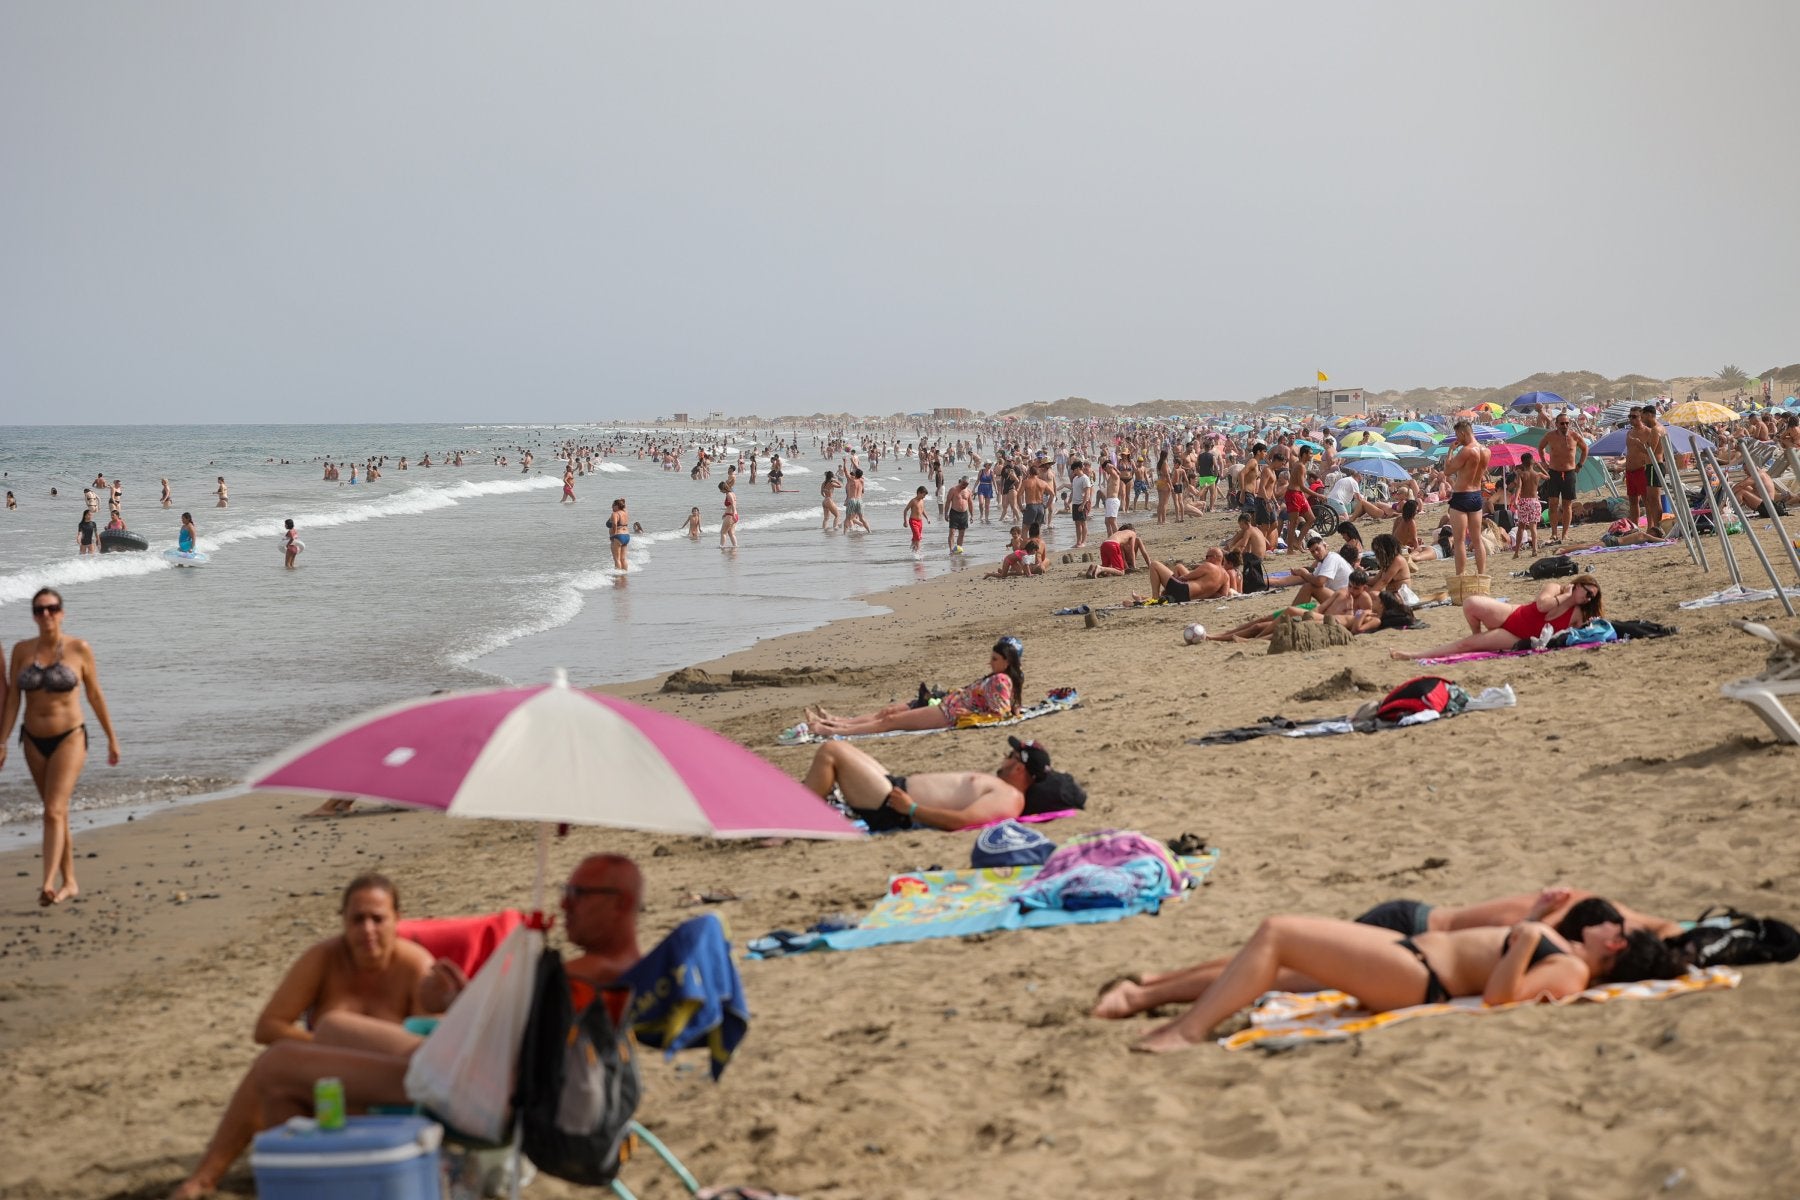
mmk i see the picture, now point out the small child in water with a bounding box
[685,507,702,539]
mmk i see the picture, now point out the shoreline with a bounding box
[5,511,1799,1199]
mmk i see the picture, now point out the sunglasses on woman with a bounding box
[32,604,62,617]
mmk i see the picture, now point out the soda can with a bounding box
[314,1076,346,1132]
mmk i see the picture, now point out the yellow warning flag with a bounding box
[1317,371,1329,383]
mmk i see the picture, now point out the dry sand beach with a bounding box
[3,511,1798,1200]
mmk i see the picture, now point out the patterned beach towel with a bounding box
[777,690,1078,745]
[1219,967,1740,1051]
[745,847,1220,958]
[1679,585,1800,610]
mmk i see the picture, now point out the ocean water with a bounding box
[0,424,1010,828]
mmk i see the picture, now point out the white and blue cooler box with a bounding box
[251,1114,443,1200]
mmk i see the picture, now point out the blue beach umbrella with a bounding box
[1512,391,1567,410]
[1588,424,1716,457]
[1337,443,1398,460]
[1389,421,1436,436]
[1470,425,1510,443]
[1388,430,1441,446]
[1344,457,1411,481]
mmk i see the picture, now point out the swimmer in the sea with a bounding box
[160,478,171,507]
[684,507,703,539]
[215,476,229,507]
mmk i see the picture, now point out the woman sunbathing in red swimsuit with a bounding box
[1390,577,1602,661]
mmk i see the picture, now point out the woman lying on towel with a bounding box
[1095,887,1683,1021]
[1127,896,1682,1052]
[1389,576,1602,661]
[804,638,1023,735]
[1197,574,1412,642]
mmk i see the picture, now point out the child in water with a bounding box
[178,512,196,553]
[685,507,702,539]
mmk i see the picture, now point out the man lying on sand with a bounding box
[170,855,643,1199]
[801,736,1085,831]
[1094,886,1682,1021]
[1131,548,1236,603]
[1121,895,1681,1053]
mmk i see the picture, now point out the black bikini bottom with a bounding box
[21,723,87,760]
[1396,936,1451,1005]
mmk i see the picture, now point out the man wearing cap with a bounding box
[798,736,1086,832]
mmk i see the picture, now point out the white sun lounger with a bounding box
[1722,620,1800,746]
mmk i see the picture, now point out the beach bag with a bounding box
[1612,619,1677,640]
[515,949,642,1185]
[404,923,543,1143]
[1528,555,1579,579]
[1373,676,1460,723]
[971,820,1055,868]
[1665,908,1800,969]
[1560,618,1619,647]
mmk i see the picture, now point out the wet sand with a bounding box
[2,512,1798,1199]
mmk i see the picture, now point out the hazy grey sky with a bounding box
[3,2,1796,423]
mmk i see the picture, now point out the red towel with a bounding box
[397,909,525,977]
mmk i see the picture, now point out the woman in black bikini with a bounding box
[0,589,121,906]
[1130,897,1678,1052]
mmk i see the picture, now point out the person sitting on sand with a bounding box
[250,873,443,1046]
[1287,535,1353,606]
[801,735,1085,831]
[169,856,643,1200]
[1095,888,1683,1021]
[1126,896,1681,1052]
[986,528,1045,579]
[1083,523,1149,577]
[1135,549,1236,603]
[1390,577,1602,661]
[1225,510,1270,593]
[804,638,1024,736]
[1197,571,1397,642]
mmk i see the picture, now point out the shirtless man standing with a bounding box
[844,467,872,532]
[944,476,973,553]
[1540,412,1587,544]
[1623,407,1665,531]
[1019,461,1054,539]
[1443,419,1491,577]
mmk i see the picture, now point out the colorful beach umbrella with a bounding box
[1470,425,1511,443]
[1336,443,1398,460]
[1389,421,1436,436]
[1340,430,1387,446]
[246,671,860,839]
[1343,457,1410,481]
[1664,401,1741,426]
[1484,443,1538,469]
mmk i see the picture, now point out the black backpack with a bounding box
[514,950,641,1186]
[1665,908,1800,969]
[1528,555,1579,579]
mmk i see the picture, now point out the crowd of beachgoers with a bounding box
[7,395,1800,1198]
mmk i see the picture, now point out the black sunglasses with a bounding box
[563,883,630,902]
[33,604,63,617]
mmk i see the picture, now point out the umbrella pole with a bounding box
[1660,438,1705,570]
[1696,449,1747,591]
[532,822,550,917]
[1737,438,1800,590]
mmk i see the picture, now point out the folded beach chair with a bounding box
[1721,619,1800,747]
[393,912,751,1200]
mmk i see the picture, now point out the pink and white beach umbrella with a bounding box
[246,670,860,840]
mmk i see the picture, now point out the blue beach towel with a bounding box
[617,913,747,1081]
[745,848,1220,958]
